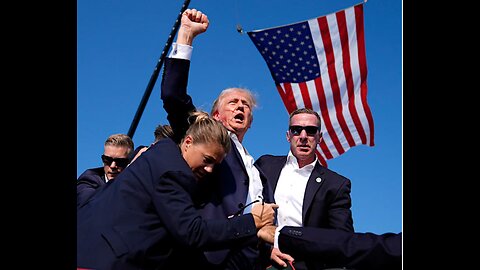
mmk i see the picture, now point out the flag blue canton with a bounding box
[248,21,320,84]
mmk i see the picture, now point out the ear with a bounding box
[286,130,291,142]
[212,110,221,121]
[248,114,254,128]
[316,133,323,145]
[183,135,194,150]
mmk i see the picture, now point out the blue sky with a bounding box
[77,0,401,234]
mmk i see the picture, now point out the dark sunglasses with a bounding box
[289,125,319,136]
[101,155,130,167]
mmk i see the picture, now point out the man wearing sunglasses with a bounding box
[254,108,354,270]
[77,133,134,207]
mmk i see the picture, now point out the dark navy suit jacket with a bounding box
[255,155,354,269]
[254,155,353,230]
[76,167,106,207]
[77,139,258,270]
[161,58,273,269]
[279,226,402,270]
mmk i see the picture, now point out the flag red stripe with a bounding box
[316,16,356,148]
[247,3,375,166]
[299,82,313,109]
[319,140,333,160]
[315,149,327,167]
[355,5,375,146]
[314,77,344,155]
[276,84,297,114]
[360,81,374,145]
[336,9,368,145]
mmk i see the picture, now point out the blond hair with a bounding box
[182,111,231,153]
[153,124,174,142]
[104,134,134,155]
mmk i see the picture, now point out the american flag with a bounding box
[247,3,374,166]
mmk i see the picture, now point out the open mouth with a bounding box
[297,145,310,152]
[233,113,245,123]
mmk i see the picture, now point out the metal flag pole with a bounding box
[127,0,191,138]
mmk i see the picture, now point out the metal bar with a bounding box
[127,0,191,138]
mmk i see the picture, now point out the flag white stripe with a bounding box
[305,79,340,157]
[328,11,363,146]
[308,18,344,157]
[290,83,305,109]
[344,7,369,146]
[347,6,372,146]
[247,3,374,166]
[309,18,350,153]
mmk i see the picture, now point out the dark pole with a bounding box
[127,0,191,138]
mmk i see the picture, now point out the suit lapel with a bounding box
[223,142,249,212]
[100,174,107,185]
[271,157,287,192]
[256,156,287,203]
[228,140,248,176]
[302,162,326,223]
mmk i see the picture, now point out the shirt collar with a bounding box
[229,131,250,155]
[286,150,318,170]
[229,131,238,141]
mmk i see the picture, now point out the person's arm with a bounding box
[161,9,209,143]
[167,8,208,60]
[328,177,354,232]
[77,171,103,207]
[153,171,277,250]
[279,226,402,270]
[257,226,295,268]
[176,9,209,47]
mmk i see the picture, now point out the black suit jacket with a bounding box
[255,155,353,230]
[279,226,402,270]
[76,167,106,207]
[76,139,258,270]
[161,57,273,269]
[255,154,353,270]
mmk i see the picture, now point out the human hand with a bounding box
[177,8,209,45]
[251,202,278,228]
[257,225,276,244]
[270,247,295,268]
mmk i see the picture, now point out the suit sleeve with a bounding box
[161,57,196,144]
[77,175,103,208]
[153,170,258,250]
[279,226,402,270]
[328,178,354,232]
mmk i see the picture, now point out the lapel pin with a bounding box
[316,177,322,183]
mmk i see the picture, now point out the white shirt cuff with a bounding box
[274,226,281,249]
[169,42,193,60]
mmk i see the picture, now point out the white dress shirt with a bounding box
[274,151,317,248]
[230,132,264,214]
[169,42,192,60]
